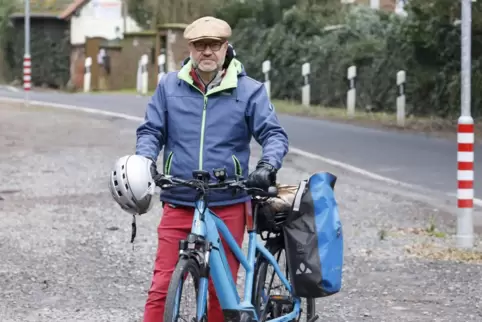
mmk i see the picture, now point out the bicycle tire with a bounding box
[252,239,316,321]
[163,256,207,322]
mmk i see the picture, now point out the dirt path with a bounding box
[1,102,481,322]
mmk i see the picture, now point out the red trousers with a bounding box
[143,202,246,322]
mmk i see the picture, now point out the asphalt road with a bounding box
[1,87,479,199]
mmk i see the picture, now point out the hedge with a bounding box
[216,0,482,119]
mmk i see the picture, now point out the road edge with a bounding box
[1,96,479,211]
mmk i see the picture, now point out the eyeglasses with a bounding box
[192,41,224,52]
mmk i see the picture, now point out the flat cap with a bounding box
[183,16,232,42]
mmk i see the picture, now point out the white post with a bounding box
[396,70,406,127]
[457,0,474,249]
[370,0,380,9]
[141,54,148,95]
[158,54,166,83]
[346,65,356,117]
[395,0,408,16]
[136,57,142,95]
[83,57,92,93]
[262,60,271,99]
[301,62,310,106]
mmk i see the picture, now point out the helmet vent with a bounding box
[122,173,126,179]
[122,165,125,170]
[125,184,129,190]
[117,190,122,196]
[114,180,118,186]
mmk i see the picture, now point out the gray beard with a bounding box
[190,54,225,73]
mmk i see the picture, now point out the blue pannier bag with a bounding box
[283,172,344,298]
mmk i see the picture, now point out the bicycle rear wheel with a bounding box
[164,257,207,322]
[252,238,316,321]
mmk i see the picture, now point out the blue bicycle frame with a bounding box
[189,198,301,322]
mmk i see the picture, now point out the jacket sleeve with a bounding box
[135,80,167,161]
[246,84,289,170]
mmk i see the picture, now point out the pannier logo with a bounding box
[295,261,312,275]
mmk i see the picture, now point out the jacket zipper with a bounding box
[199,96,207,170]
[164,151,174,174]
[232,155,242,177]
[191,84,231,171]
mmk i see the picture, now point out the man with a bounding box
[135,16,289,321]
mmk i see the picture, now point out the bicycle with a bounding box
[154,168,320,322]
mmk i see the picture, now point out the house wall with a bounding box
[70,0,142,45]
[165,28,190,72]
[70,28,191,91]
[70,45,85,89]
[70,34,157,91]
[115,34,157,90]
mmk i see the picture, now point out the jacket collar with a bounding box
[177,58,243,95]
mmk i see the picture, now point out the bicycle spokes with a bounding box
[171,271,198,321]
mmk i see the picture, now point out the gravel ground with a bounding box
[1,102,482,322]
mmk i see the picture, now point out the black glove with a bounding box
[246,161,277,191]
[147,157,159,178]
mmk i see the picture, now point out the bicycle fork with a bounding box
[179,233,211,322]
[179,233,258,322]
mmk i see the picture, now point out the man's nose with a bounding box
[203,46,213,55]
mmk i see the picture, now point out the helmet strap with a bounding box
[130,214,137,247]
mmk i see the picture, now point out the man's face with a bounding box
[189,39,228,72]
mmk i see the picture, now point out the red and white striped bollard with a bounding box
[457,115,474,248]
[23,54,31,92]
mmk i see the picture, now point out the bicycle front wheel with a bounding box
[163,257,207,322]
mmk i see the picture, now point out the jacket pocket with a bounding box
[231,155,243,177]
[164,151,174,175]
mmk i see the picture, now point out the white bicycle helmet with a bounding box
[109,154,156,215]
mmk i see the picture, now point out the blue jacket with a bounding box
[135,58,289,206]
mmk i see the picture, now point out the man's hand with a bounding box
[246,161,277,190]
[147,157,159,178]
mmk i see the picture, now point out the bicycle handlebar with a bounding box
[153,174,278,198]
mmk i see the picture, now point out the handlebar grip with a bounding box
[153,174,172,186]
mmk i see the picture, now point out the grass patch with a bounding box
[271,99,472,139]
[425,215,447,238]
[405,243,482,264]
[380,217,448,241]
[390,227,447,239]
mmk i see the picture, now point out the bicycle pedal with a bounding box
[307,315,319,322]
[269,294,292,305]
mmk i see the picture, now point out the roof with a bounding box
[11,0,88,20]
[60,0,88,19]
[10,0,189,29]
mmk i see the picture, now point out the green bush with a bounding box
[216,0,482,119]
[0,0,16,81]
[6,18,70,88]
